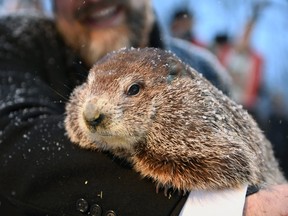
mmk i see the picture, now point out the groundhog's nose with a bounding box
[83,102,105,129]
[84,113,105,128]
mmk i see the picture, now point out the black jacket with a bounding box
[0,14,228,216]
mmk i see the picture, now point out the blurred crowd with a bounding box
[0,0,287,175]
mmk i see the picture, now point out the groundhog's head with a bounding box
[65,47,196,154]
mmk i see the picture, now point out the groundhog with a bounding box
[65,47,286,193]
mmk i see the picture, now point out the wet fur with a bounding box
[65,48,286,192]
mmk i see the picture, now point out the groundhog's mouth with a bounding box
[90,132,134,151]
[92,130,113,137]
[92,130,125,139]
[96,133,113,137]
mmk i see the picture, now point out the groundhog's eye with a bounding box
[126,83,141,96]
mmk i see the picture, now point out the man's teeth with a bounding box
[91,6,117,19]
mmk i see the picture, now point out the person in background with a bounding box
[209,2,288,179]
[210,2,265,112]
[169,8,205,48]
[0,0,287,215]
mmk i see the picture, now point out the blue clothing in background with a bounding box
[153,0,288,115]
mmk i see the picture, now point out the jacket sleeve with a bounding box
[0,15,186,216]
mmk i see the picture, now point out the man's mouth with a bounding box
[77,4,125,28]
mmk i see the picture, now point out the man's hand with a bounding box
[244,184,288,216]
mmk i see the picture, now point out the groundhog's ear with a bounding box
[166,57,193,83]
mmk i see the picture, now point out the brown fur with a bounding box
[65,47,286,192]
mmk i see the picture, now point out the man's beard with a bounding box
[56,2,154,67]
[79,26,131,66]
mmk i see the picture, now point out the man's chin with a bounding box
[80,26,131,66]
[56,17,132,65]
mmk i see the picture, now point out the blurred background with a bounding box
[0,0,287,176]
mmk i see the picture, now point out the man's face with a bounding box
[54,0,154,66]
